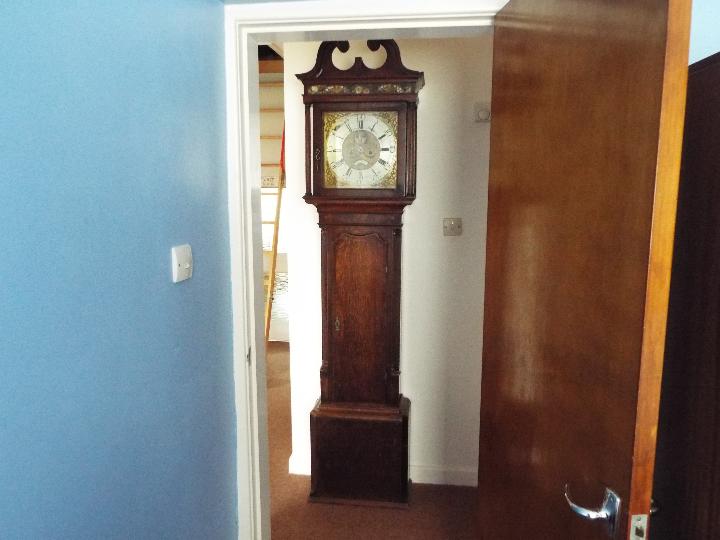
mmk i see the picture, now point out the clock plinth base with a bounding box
[309,397,410,505]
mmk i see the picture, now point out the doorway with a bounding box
[260,36,491,538]
[224,3,506,538]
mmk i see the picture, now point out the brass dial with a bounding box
[323,111,398,189]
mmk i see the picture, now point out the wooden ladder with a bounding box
[259,63,285,344]
[263,164,284,343]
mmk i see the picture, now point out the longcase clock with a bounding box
[297,40,424,505]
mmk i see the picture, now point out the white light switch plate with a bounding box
[443,218,463,236]
[172,244,193,283]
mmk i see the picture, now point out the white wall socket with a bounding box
[443,218,463,236]
[473,102,492,123]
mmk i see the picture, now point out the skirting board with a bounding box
[289,453,477,487]
[409,464,478,487]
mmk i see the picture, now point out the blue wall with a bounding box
[0,2,236,539]
[0,0,716,537]
[690,0,720,63]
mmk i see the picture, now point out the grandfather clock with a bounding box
[297,40,424,505]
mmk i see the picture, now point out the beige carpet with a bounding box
[266,342,478,539]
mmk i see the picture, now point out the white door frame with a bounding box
[223,2,506,538]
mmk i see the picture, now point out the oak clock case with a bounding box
[297,40,424,506]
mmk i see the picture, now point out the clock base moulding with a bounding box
[309,397,410,506]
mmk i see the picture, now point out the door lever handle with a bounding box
[564,484,621,538]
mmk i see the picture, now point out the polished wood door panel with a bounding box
[653,52,720,540]
[479,1,691,538]
[328,228,390,403]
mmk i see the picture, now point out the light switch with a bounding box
[172,244,193,283]
[443,218,463,236]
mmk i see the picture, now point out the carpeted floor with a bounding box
[266,341,478,539]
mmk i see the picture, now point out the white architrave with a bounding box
[223,2,507,538]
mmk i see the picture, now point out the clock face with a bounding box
[323,111,398,189]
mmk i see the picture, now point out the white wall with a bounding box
[284,36,493,486]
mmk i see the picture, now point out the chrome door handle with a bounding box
[564,484,621,538]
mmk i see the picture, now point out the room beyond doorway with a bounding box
[266,342,478,539]
[224,4,507,537]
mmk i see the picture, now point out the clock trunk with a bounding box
[321,221,402,406]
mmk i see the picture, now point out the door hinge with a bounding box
[246,346,252,365]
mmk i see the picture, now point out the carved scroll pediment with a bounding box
[296,40,424,94]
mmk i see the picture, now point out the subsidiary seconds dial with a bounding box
[323,111,398,189]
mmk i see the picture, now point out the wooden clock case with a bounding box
[296,40,424,505]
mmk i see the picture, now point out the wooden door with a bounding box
[478,1,691,539]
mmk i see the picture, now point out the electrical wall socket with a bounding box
[473,102,492,123]
[443,218,463,236]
